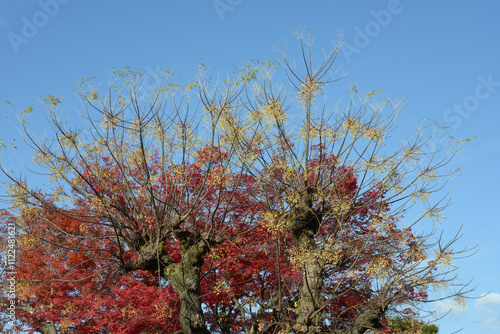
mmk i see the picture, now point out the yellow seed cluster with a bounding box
[62,302,78,315]
[251,100,287,127]
[58,132,78,149]
[364,156,396,174]
[366,256,393,276]
[14,281,32,300]
[434,251,453,269]
[430,278,450,292]
[289,246,326,268]
[260,211,291,232]
[405,246,427,262]
[299,124,320,141]
[323,127,345,141]
[51,187,64,202]
[59,318,76,332]
[101,113,120,130]
[33,150,52,166]
[213,279,231,296]
[142,121,168,142]
[250,109,264,123]
[297,79,322,104]
[453,295,466,308]
[404,147,421,161]
[18,233,41,248]
[289,247,310,267]
[328,198,352,216]
[121,302,138,320]
[153,303,174,319]
[342,117,363,134]
[362,127,384,142]
[425,208,442,223]
[421,169,438,183]
[368,214,391,231]
[319,244,342,266]
[340,116,385,143]
[6,182,30,211]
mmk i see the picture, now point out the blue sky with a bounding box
[1,1,499,333]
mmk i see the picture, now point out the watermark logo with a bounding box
[422,74,498,152]
[7,0,71,54]
[341,0,404,63]
[212,0,244,21]
[443,75,499,130]
[4,222,17,326]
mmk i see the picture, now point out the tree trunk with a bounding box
[294,230,323,333]
[124,234,210,334]
[291,188,324,332]
[37,321,57,334]
[335,302,386,334]
[167,238,210,334]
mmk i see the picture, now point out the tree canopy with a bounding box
[0,34,470,333]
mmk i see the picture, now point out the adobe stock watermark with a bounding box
[341,0,405,63]
[212,0,244,22]
[443,74,499,130]
[4,222,17,327]
[7,0,71,54]
[424,74,498,152]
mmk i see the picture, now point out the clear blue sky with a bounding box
[1,1,499,333]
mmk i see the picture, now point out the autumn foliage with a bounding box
[0,36,471,333]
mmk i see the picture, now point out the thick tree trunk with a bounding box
[167,237,210,334]
[293,230,324,333]
[291,188,324,333]
[339,303,386,334]
[37,321,57,334]
[124,233,211,334]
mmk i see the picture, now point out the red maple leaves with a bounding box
[0,144,426,333]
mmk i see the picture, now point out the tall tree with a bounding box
[1,34,472,333]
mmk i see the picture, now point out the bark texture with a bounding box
[291,188,324,333]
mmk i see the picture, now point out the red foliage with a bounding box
[0,208,181,333]
[0,144,426,333]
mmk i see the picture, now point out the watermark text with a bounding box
[7,0,71,54]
